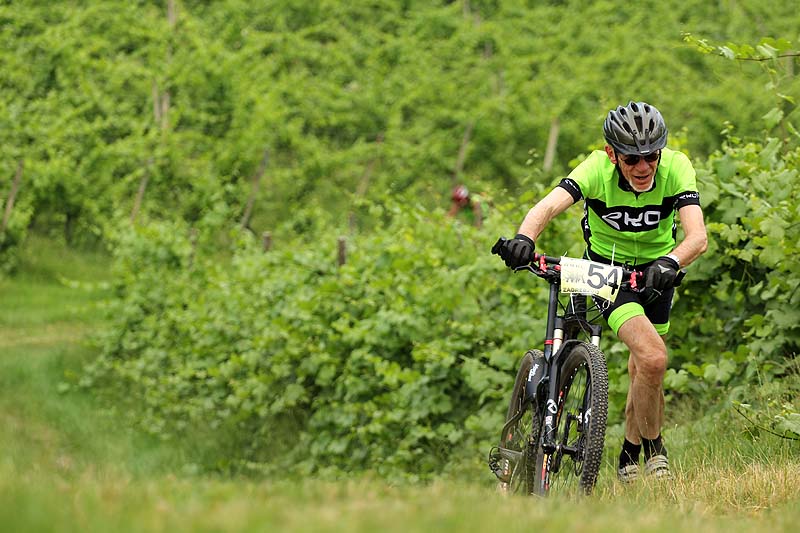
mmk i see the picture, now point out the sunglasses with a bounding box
[619,152,660,166]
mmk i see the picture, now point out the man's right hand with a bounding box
[496,234,535,268]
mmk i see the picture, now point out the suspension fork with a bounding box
[542,281,560,361]
[540,284,604,456]
[541,348,565,455]
[540,281,562,455]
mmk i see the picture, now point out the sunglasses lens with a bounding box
[621,152,660,165]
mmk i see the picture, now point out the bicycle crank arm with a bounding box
[499,406,530,441]
[488,446,524,483]
[492,446,523,463]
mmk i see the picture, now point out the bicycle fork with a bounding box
[540,286,600,475]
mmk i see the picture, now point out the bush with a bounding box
[668,133,800,404]
[82,133,800,478]
[82,200,567,478]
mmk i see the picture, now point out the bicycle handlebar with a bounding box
[491,237,685,290]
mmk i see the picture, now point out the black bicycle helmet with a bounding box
[603,101,668,155]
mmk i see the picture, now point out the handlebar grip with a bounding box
[634,268,686,289]
[491,237,507,256]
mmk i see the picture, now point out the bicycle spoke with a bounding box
[538,343,608,496]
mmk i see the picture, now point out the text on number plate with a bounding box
[559,257,623,302]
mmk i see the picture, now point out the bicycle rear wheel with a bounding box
[534,342,608,495]
[496,350,545,494]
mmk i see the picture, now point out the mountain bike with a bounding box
[487,237,683,496]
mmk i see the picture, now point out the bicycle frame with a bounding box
[495,266,604,478]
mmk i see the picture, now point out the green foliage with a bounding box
[80,125,800,478]
[80,115,800,477]
[4,1,797,477]
[684,35,797,61]
[0,193,32,275]
[683,35,800,141]
[6,235,800,533]
[81,202,557,478]
[668,131,800,406]
[3,1,800,273]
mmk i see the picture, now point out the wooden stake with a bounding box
[337,237,346,266]
[1,159,23,235]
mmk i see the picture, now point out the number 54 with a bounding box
[587,264,620,297]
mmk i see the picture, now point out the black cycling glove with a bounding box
[498,234,535,269]
[644,256,679,291]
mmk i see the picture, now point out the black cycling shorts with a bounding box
[586,249,675,335]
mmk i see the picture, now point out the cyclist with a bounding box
[447,184,485,228]
[496,101,708,482]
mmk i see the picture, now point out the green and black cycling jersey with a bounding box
[557,148,700,266]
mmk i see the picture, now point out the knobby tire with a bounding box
[533,342,608,495]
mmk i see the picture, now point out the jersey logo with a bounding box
[584,193,697,233]
[600,210,662,231]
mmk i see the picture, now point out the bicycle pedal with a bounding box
[488,447,511,483]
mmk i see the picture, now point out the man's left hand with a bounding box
[644,256,680,290]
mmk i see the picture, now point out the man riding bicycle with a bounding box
[496,101,708,482]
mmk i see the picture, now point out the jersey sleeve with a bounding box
[557,177,583,202]
[556,150,605,202]
[669,151,701,209]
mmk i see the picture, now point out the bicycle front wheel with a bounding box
[535,342,608,495]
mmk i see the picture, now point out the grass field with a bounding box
[1,236,798,532]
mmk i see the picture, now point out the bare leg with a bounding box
[624,333,668,444]
[624,354,640,444]
[616,316,668,440]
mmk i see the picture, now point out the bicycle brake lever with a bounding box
[674,269,686,287]
[629,271,641,291]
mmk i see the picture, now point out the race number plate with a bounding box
[559,257,623,303]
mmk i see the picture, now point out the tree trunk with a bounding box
[240,149,270,231]
[543,117,560,173]
[130,159,152,224]
[452,121,475,185]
